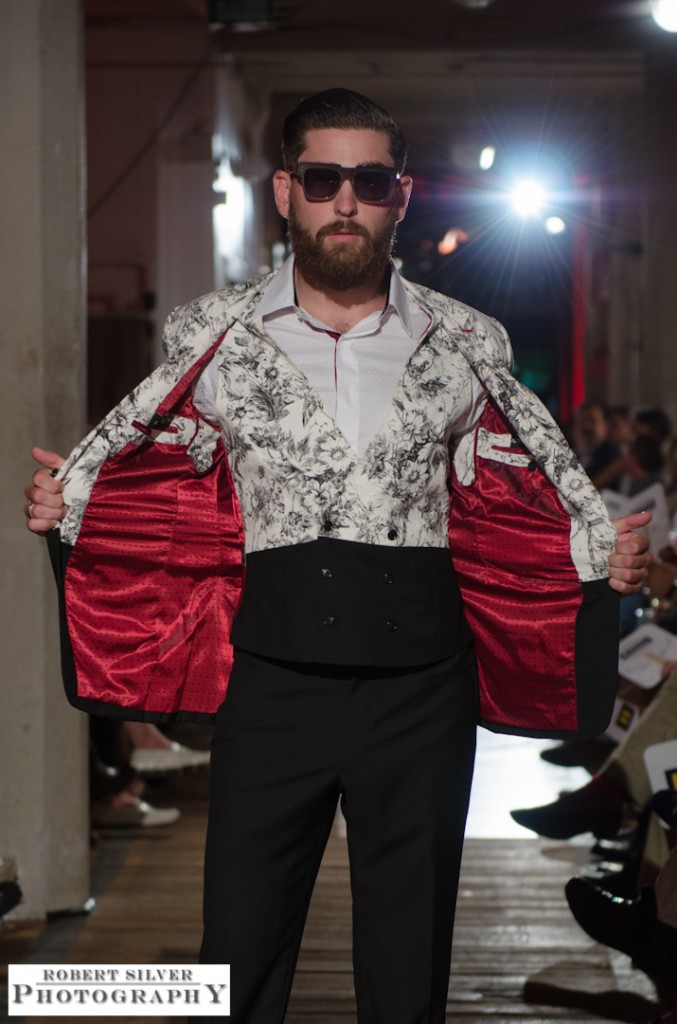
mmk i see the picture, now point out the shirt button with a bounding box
[383,572,393,585]
[321,568,333,579]
[386,620,399,632]
[387,528,398,541]
[323,616,336,627]
[323,520,333,532]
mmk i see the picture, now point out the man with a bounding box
[571,399,623,490]
[25,90,650,1023]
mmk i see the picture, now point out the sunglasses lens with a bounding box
[353,170,393,203]
[297,165,396,202]
[303,167,342,200]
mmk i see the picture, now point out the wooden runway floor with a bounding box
[2,730,674,1023]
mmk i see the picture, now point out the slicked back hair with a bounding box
[281,88,408,173]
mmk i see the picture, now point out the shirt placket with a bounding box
[333,332,362,451]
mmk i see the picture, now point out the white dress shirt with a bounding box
[195,257,486,456]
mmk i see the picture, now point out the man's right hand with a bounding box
[25,446,66,535]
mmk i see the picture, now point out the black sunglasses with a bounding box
[291,162,401,204]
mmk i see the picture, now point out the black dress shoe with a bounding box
[510,776,624,839]
[579,858,639,898]
[591,823,642,861]
[565,876,677,981]
[540,738,613,770]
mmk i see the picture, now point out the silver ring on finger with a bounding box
[27,502,35,519]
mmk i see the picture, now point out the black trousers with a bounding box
[198,645,478,1024]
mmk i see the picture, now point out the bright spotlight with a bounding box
[545,216,566,235]
[652,0,677,31]
[479,146,496,170]
[510,180,545,217]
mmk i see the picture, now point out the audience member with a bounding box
[123,721,211,774]
[571,400,623,490]
[511,664,677,885]
[666,437,677,517]
[565,795,677,1023]
[88,719,210,827]
[633,408,673,447]
[89,716,180,828]
[624,435,667,497]
[606,405,634,450]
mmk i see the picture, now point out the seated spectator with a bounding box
[122,721,211,775]
[89,716,180,828]
[510,665,677,886]
[565,794,677,1024]
[606,405,634,451]
[624,435,666,497]
[666,437,677,518]
[571,400,623,490]
[633,408,673,447]
[645,558,677,607]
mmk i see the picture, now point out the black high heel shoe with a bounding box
[510,775,625,839]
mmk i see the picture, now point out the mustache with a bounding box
[317,221,370,240]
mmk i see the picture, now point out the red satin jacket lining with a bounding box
[449,400,580,732]
[66,335,245,716]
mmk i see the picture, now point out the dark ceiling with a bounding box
[83,0,670,53]
[82,0,676,414]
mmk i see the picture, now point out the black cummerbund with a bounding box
[230,538,473,666]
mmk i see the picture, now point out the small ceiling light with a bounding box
[438,228,470,255]
[545,216,567,235]
[510,180,546,217]
[479,146,496,170]
[452,0,496,7]
[652,0,677,31]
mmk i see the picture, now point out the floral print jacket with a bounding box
[48,271,620,739]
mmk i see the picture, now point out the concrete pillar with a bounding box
[0,0,89,918]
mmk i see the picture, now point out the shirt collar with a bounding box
[253,255,415,337]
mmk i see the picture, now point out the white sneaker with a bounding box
[130,742,211,775]
[92,797,180,828]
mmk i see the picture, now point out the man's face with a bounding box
[273,128,412,291]
[575,405,607,446]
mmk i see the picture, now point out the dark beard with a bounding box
[288,205,398,291]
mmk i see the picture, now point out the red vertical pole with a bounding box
[569,179,589,415]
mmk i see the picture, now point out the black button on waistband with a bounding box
[387,528,398,541]
[323,520,333,532]
[321,567,333,579]
[386,620,399,631]
[383,572,393,584]
[323,616,336,627]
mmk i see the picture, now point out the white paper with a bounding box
[617,622,677,688]
[601,481,670,553]
[644,739,677,829]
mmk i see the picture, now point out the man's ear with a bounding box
[395,175,413,224]
[273,170,292,218]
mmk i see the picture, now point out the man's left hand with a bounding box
[608,510,652,595]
